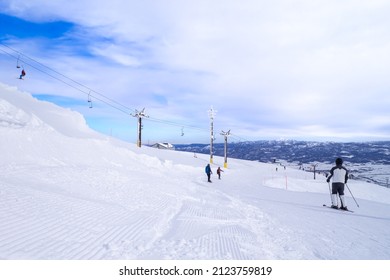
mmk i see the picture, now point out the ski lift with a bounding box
[16,55,21,68]
[181,127,184,136]
[87,92,93,108]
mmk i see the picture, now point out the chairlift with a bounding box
[16,55,21,68]
[87,92,93,108]
[181,127,184,136]
[19,68,26,80]
[87,91,93,108]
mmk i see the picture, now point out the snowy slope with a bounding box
[1,83,390,260]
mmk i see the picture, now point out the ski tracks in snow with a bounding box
[137,177,308,259]
[2,158,387,260]
[0,183,167,259]
[0,164,185,260]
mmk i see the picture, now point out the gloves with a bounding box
[326,178,330,183]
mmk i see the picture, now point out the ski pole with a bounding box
[346,183,360,208]
[327,182,333,204]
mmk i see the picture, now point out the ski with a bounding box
[322,204,354,213]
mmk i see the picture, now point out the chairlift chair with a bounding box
[16,56,21,68]
[87,91,93,108]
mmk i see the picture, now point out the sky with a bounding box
[1,0,390,144]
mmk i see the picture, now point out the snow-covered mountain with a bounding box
[175,141,390,187]
[1,83,390,260]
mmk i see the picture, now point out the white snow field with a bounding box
[1,82,390,260]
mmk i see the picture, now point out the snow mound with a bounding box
[0,98,46,129]
[0,83,99,138]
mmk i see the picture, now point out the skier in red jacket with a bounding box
[19,69,26,79]
[217,167,224,179]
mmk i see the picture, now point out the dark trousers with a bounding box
[332,183,345,195]
[207,173,211,182]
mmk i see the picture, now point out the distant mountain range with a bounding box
[175,140,390,187]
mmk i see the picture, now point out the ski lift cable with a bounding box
[1,43,251,139]
[1,45,206,132]
[0,42,136,114]
[0,45,133,115]
[230,133,251,142]
[146,116,209,132]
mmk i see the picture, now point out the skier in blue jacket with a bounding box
[205,164,212,183]
[327,158,349,210]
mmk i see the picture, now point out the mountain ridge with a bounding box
[175,140,390,187]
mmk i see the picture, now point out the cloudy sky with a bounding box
[1,0,390,143]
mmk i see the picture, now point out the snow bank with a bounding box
[0,83,99,138]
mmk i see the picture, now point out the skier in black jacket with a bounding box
[327,158,349,210]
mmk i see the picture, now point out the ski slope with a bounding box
[1,83,390,260]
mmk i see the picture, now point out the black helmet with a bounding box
[335,158,343,165]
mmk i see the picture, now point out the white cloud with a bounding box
[1,0,390,142]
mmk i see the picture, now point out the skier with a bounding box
[19,69,26,79]
[217,167,224,179]
[326,157,349,210]
[205,164,212,183]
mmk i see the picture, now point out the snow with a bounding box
[1,82,390,260]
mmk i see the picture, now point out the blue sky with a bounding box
[1,0,390,143]
[0,14,73,39]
